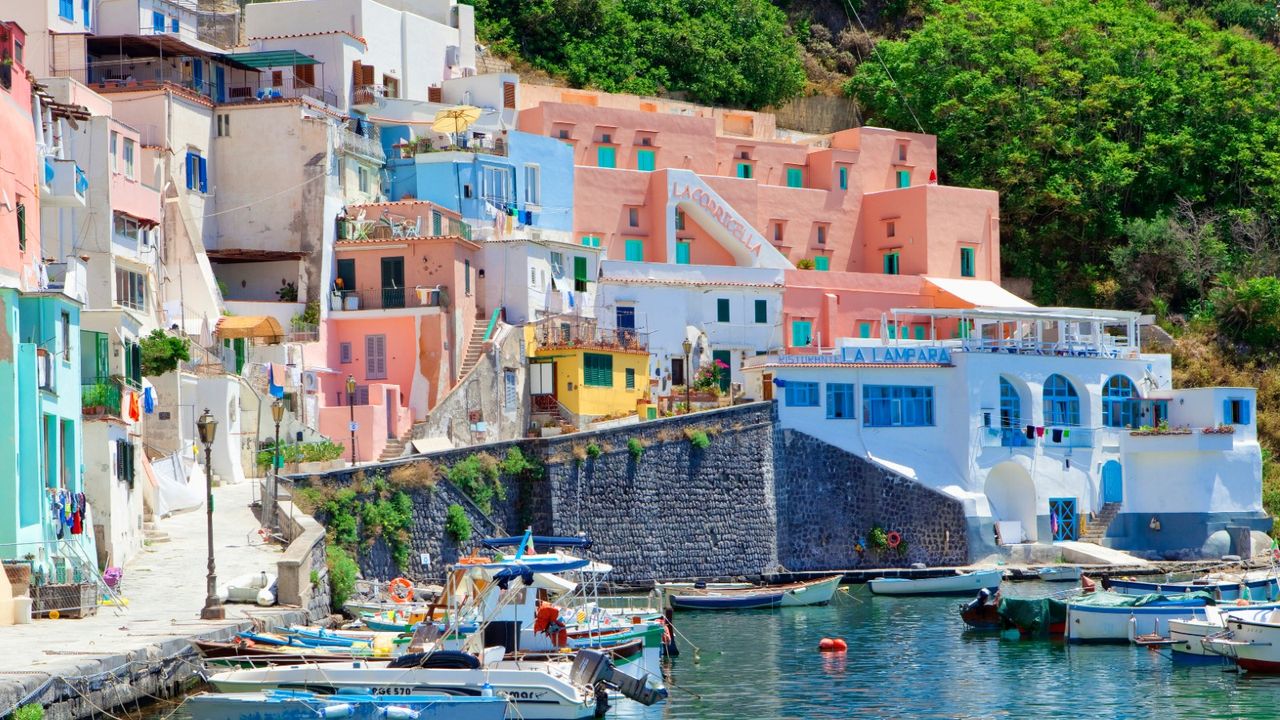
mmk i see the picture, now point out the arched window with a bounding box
[1102,375,1138,428]
[999,377,1021,428]
[1043,374,1081,427]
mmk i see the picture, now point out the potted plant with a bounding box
[83,382,111,416]
[277,280,298,302]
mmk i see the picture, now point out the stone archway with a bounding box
[986,461,1039,543]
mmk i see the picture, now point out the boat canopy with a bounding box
[482,535,593,549]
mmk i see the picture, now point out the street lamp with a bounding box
[266,398,284,531]
[196,408,224,620]
[681,338,692,414]
[346,375,357,465]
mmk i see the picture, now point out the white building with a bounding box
[745,306,1267,560]
[480,235,601,326]
[598,262,785,396]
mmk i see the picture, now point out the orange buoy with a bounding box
[818,638,837,651]
[831,638,848,651]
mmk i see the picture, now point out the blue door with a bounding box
[214,66,226,103]
[616,306,635,346]
[192,59,203,93]
[1049,498,1078,541]
[1102,460,1123,504]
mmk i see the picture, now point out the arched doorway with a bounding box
[1102,460,1123,504]
[986,462,1039,543]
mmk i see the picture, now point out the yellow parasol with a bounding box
[431,105,482,139]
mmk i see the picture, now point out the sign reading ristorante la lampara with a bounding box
[776,346,953,365]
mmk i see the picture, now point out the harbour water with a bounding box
[140,582,1280,719]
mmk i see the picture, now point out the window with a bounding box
[827,383,855,419]
[961,247,976,278]
[481,166,512,203]
[858,322,871,338]
[636,149,655,172]
[914,325,926,340]
[170,16,179,32]
[61,311,72,361]
[529,267,537,287]
[754,299,767,324]
[814,256,829,272]
[717,298,730,323]
[581,235,601,248]
[676,241,691,265]
[59,0,74,20]
[785,381,820,407]
[558,129,570,139]
[1102,375,1138,428]
[550,251,564,276]
[16,203,26,251]
[773,222,783,243]
[583,353,613,387]
[115,268,146,311]
[887,221,896,238]
[1225,398,1251,425]
[1043,374,1081,426]
[110,131,118,172]
[898,143,908,162]
[365,334,387,379]
[115,439,135,487]
[597,146,616,168]
[573,256,587,292]
[113,213,150,244]
[624,239,644,262]
[863,385,935,427]
[152,10,164,31]
[896,169,910,188]
[675,208,685,231]
[358,166,369,193]
[736,162,753,179]
[523,164,540,205]
[816,225,827,245]
[216,113,230,137]
[185,150,207,193]
[628,207,639,227]
[339,342,352,364]
[123,138,135,179]
[838,166,848,190]
[600,132,612,144]
[883,252,900,275]
[999,377,1021,428]
[792,320,813,347]
[465,259,471,295]
[625,367,636,390]
[786,167,803,188]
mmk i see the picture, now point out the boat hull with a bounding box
[667,575,841,611]
[1108,577,1279,601]
[1037,567,1083,583]
[1066,604,1207,643]
[869,569,1003,597]
[185,691,507,720]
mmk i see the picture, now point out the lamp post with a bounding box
[266,398,284,531]
[197,408,224,620]
[681,338,692,414]
[346,374,357,465]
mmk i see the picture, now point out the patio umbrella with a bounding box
[431,105,482,146]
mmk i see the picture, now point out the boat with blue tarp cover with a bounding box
[184,687,508,720]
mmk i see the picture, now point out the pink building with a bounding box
[319,200,481,461]
[0,22,40,288]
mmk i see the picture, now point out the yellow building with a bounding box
[525,318,651,423]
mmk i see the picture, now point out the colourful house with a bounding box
[525,316,651,425]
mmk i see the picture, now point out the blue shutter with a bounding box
[1242,401,1251,426]
[198,156,208,193]
[1224,399,1233,425]
[152,11,164,31]
[171,17,179,32]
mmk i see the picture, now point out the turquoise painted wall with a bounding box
[0,290,20,553]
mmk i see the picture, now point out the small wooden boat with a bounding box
[185,688,509,720]
[1064,591,1225,643]
[869,569,1003,597]
[666,575,841,611]
[194,639,374,667]
[1036,566,1083,583]
[1107,575,1279,601]
[959,589,1002,631]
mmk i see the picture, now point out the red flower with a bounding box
[715,359,729,369]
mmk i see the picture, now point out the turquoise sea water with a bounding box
[142,582,1280,719]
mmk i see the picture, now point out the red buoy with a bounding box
[818,638,836,651]
[831,638,848,651]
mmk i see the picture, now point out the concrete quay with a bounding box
[0,481,328,720]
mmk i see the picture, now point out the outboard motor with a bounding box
[570,649,613,688]
[963,588,992,613]
[571,649,668,707]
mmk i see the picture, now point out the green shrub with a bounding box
[139,329,190,376]
[687,429,711,450]
[585,442,602,459]
[446,503,472,543]
[13,705,44,720]
[627,438,645,459]
[446,454,504,513]
[326,545,358,609]
[867,526,889,552]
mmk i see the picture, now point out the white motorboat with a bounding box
[1166,605,1280,661]
[868,569,1003,597]
[1035,566,1083,583]
[1202,608,1280,672]
[185,688,508,720]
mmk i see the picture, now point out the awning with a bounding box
[215,315,284,343]
[923,277,1035,309]
[207,248,307,263]
[88,35,261,71]
[227,50,321,69]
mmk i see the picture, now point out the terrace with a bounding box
[531,316,649,353]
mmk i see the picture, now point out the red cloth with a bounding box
[1035,426,1045,438]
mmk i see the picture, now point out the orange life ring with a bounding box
[886,531,902,549]
[388,577,414,603]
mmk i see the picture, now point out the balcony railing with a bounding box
[338,127,385,162]
[534,317,649,353]
[69,60,338,107]
[979,425,1096,449]
[957,338,1137,360]
[338,212,471,241]
[82,377,123,418]
[334,286,443,311]
[395,134,508,159]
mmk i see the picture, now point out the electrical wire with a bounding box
[841,0,926,135]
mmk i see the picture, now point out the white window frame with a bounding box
[523,164,541,206]
[123,138,136,179]
[481,165,512,204]
[110,131,119,172]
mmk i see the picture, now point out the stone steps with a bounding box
[379,439,407,462]
[1080,502,1122,542]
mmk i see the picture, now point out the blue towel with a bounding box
[143,387,155,414]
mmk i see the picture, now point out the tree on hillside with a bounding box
[465,0,806,109]
[846,0,1280,306]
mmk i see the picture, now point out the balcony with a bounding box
[75,59,338,107]
[338,211,471,241]
[533,317,649,353]
[332,286,443,312]
[979,425,1095,449]
[338,127,385,162]
[45,159,87,207]
[82,377,123,419]
[395,134,508,159]
[1121,427,1236,454]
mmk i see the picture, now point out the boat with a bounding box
[959,589,1001,631]
[997,595,1069,637]
[1202,608,1280,672]
[1106,574,1279,602]
[665,575,842,610]
[1169,605,1280,662]
[1035,566,1083,583]
[869,569,1003,597]
[184,688,508,720]
[1064,590,1215,643]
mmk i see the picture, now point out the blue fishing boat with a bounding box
[1107,574,1279,601]
[184,688,508,720]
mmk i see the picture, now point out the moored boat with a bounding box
[666,575,842,610]
[1036,566,1083,583]
[184,688,508,720]
[1106,574,1279,602]
[869,569,1003,597]
[1064,591,1214,643]
[1202,609,1280,672]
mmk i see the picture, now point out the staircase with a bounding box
[458,311,489,378]
[379,436,408,462]
[141,509,170,545]
[1080,502,1122,543]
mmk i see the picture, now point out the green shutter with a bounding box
[792,320,812,347]
[897,170,910,188]
[574,256,588,281]
[859,323,871,338]
[597,146,616,168]
[814,256,829,271]
[754,299,767,324]
[625,367,635,390]
[961,247,975,277]
[717,298,730,323]
[624,239,644,262]
[736,162,752,179]
[636,149,655,172]
[838,166,847,190]
[786,167,803,188]
[584,353,613,387]
[883,252,899,275]
[914,326,926,340]
[676,242,691,265]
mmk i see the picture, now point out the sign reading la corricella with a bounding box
[671,181,764,258]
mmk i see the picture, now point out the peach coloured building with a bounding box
[319,200,481,461]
